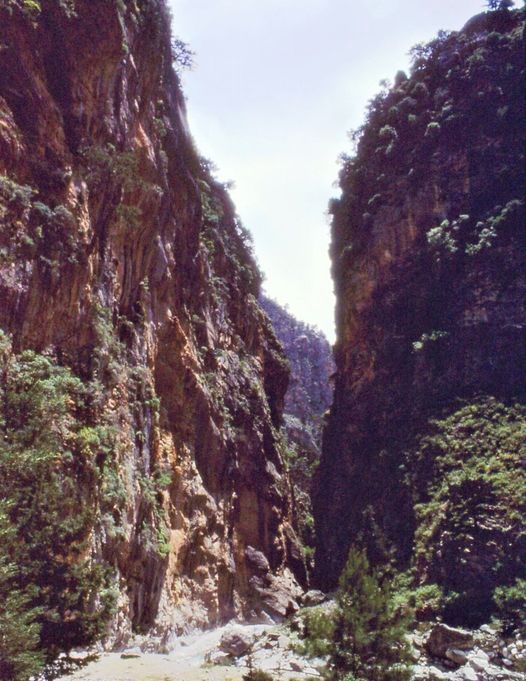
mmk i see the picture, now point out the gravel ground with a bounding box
[60,653,246,681]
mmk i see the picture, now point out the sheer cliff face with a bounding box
[0,0,303,639]
[314,10,525,589]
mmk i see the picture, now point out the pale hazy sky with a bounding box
[169,0,491,341]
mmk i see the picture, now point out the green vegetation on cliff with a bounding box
[405,398,526,627]
[0,0,302,674]
[0,333,116,678]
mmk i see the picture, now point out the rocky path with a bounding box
[57,623,315,681]
[54,616,526,681]
[61,653,246,681]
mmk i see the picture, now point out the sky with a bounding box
[168,0,490,341]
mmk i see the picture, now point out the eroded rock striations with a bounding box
[0,0,303,650]
[314,7,525,624]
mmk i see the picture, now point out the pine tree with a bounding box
[325,547,412,681]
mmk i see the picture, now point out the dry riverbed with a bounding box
[56,623,311,681]
[61,653,247,681]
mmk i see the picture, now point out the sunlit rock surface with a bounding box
[0,0,303,641]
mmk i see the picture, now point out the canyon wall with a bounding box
[261,295,334,558]
[0,0,304,648]
[314,8,525,623]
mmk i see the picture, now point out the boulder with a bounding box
[245,546,271,573]
[250,574,300,618]
[426,623,474,658]
[468,654,489,673]
[427,665,451,680]
[276,635,290,649]
[218,628,254,657]
[301,589,326,607]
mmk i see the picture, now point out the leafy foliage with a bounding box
[493,579,526,634]
[171,37,195,72]
[1,0,76,20]
[331,8,525,264]
[0,506,44,681]
[296,606,336,660]
[406,398,526,626]
[0,333,116,672]
[0,175,81,272]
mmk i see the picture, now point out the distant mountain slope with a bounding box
[260,297,334,427]
[261,296,334,559]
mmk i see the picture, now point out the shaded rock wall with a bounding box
[0,0,303,640]
[314,9,525,590]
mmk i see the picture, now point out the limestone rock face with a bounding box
[0,0,302,639]
[314,9,525,592]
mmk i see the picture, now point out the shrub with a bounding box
[424,121,441,137]
[297,606,336,659]
[242,670,275,681]
[426,219,458,255]
[0,333,116,662]
[392,576,445,622]
[0,506,44,681]
[300,551,412,681]
[171,37,194,72]
[493,579,526,634]
[407,398,526,627]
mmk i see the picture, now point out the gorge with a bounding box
[0,2,524,681]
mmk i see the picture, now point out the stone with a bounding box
[470,649,490,662]
[245,546,271,573]
[204,650,233,666]
[276,635,290,649]
[427,665,451,680]
[301,589,326,606]
[251,571,301,619]
[458,666,480,681]
[469,655,490,673]
[289,659,306,672]
[426,624,474,658]
[218,629,254,657]
[256,611,276,626]
[446,648,469,665]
